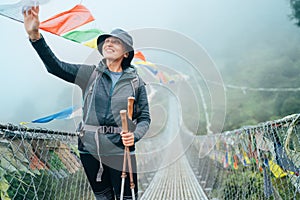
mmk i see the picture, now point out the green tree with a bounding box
[280,96,300,115]
[290,0,300,26]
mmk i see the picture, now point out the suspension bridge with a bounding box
[1,83,300,199]
[0,0,299,199]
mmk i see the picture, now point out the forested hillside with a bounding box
[218,1,300,131]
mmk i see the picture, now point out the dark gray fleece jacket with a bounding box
[31,35,150,155]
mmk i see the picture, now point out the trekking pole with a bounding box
[127,97,136,200]
[120,97,136,200]
[120,110,128,200]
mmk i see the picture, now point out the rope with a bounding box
[0,123,78,136]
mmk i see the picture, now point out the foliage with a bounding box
[5,169,90,200]
[48,151,67,170]
[272,176,300,200]
[0,167,10,200]
[219,169,269,200]
[0,138,92,200]
[219,35,300,131]
[290,0,300,27]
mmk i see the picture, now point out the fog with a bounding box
[0,0,298,131]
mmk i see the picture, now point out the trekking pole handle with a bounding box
[120,110,128,132]
[127,97,135,120]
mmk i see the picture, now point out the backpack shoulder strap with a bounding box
[82,67,104,123]
[83,61,106,102]
[83,68,99,104]
[130,75,140,98]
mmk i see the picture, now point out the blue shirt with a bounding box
[109,71,122,88]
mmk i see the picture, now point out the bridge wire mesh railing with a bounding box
[2,113,300,199]
[0,123,94,200]
[0,123,161,200]
[187,113,300,200]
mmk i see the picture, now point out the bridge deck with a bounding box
[140,156,208,200]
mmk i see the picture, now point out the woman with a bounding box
[24,6,151,200]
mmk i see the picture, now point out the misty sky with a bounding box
[0,0,298,130]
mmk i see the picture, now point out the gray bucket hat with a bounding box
[97,28,134,67]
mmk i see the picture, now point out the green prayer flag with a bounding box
[62,28,103,43]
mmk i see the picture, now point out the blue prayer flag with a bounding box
[31,106,82,123]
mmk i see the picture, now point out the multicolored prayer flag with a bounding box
[39,4,105,49]
[224,152,229,168]
[243,150,251,165]
[39,4,178,84]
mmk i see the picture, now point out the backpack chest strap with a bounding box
[83,124,122,134]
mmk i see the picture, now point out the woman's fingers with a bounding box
[121,132,134,146]
[31,5,39,16]
[23,6,39,17]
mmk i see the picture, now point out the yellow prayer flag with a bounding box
[269,160,287,178]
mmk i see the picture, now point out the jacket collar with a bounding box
[96,60,136,77]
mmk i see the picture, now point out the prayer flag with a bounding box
[83,37,98,49]
[137,63,158,75]
[274,143,299,173]
[268,160,287,178]
[31,106,82,123]
[263,159,274,198]
[224,152,229,168]
[62,28,103,43]
[40,4,94,36]
[134,51,146,61]
[243,151,251,165]
[233,155,238,170]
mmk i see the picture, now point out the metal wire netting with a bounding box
[1,113,300,200]
[188,113,300,200]
[0,124,94,200]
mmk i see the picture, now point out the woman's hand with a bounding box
[120,131,135,147]
[23,6,40,40]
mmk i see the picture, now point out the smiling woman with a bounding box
[23,5,151,200]
[102,37,128,69]
[97,28,134,71]
[2,0,300,199]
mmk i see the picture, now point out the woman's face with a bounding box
[102,36,128,61]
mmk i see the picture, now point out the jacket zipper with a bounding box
[104,71,113,123]
[103,70,134,124]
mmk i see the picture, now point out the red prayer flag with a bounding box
[233,155,238,170]
[134,51,146,61]
[40,4,94,36]
[157,71,167,83]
